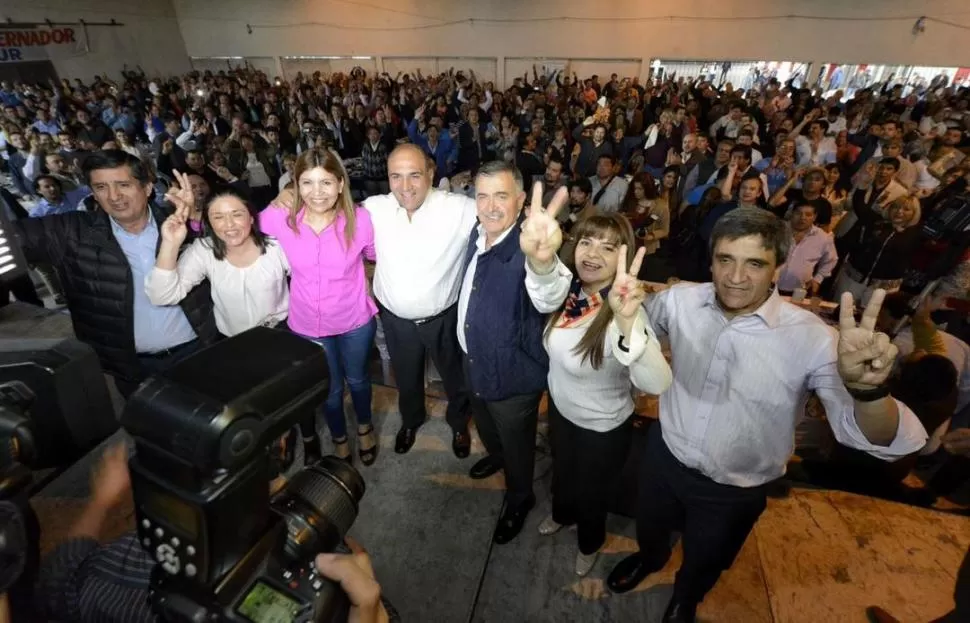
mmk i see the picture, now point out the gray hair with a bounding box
[709,207,792,266]
[475,160,524,192]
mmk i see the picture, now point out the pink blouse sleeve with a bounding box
[259,203,288,237]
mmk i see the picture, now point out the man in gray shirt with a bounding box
[589,154,628,214]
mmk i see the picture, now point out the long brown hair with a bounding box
[545,214,636,370]
[620,172,659,215]
[288,147,357,247]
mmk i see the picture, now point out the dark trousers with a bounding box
[549,399,633,554]
[637,424,767,604]
[467,360,541,507]
[378,304,469,432]
[114,340,202,399]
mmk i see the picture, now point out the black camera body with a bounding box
[122,327,365,623]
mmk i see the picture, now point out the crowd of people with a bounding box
[1,62,969,622]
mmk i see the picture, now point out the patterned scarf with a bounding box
[555,278,611,329]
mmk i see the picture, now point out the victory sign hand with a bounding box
[520,182,568,272]
[161,170,194,246]
[608,245,647,320]
[838,289,898,389]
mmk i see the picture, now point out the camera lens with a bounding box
[274,456,365,563]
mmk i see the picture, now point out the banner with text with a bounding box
[0,26,89,64]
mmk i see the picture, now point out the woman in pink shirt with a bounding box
[260,148,379,465]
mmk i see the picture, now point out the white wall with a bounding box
[2,0,191,81]
[171,0,970,86]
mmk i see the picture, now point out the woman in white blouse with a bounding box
[521,206,672,577]
[146,170,290,337]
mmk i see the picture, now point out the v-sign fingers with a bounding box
[839,292,857,332]
[615,245,629,282]
[859,288,886,333]
[628,246,646,279]
[530,181,543,214]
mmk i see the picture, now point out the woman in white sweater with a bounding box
[146,170,290,337]
[520,200,672,578]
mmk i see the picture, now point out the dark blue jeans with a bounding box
[302,317,377,440]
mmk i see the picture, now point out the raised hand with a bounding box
[161,170,193,246]
[520,182,568,271]
[837,289,898,389]
[208,162,234,181]
[608,245,648,321]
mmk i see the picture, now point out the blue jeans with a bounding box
[302,317,377,440]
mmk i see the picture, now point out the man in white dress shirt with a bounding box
[606,208,927,623]
[364,144,478,456]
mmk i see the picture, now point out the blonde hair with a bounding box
[545,214,636,370]
[889,195,922,227]
[288,147,357,247]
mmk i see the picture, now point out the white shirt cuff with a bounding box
[838,398,928,460]
[608,310,650,365]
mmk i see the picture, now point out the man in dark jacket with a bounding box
[458,160,569,544]
[14,150,218,396]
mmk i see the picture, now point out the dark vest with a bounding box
[462,222,548,401]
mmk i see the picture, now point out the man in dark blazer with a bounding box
[457,160,569,544]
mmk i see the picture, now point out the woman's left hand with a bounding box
[608,244,647,320]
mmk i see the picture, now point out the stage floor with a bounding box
[31,385,968,623]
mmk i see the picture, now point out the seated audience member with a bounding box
[360,124,390,196]
[30,175,90,217]
[589,154,628,214]
[523,210,672,577]
[697,171,766,244]
[406,104,458,184]
[775,202,838,297]
[878,293,970,456]
[620,172,669,260]
[767,166,834,228]
[147,170,289,338]
[571,123,614,179]
[835,195,922,305]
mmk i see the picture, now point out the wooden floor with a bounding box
[694,489,969,623]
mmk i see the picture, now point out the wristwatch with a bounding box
[845,384,891,402]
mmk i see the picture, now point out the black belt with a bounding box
[138,339,198,360]
[380,303,454,326]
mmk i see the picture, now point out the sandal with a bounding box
[332,436,352,463]
[358,425,378,466]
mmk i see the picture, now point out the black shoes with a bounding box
[865,606,901,623]
[394,426,418,454]
[493,494,535,544]
[662,597,697,623]
[606,554,653,594]
[469,455,502,480]
[452,429,471,458]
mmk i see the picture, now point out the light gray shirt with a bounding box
[777,226,839,292]
[589,175,629,214]
[646,282,927,487]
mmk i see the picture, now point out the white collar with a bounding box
[476,222,514,252]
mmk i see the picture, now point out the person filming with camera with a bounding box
[35,443,397,623]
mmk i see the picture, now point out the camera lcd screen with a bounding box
[140,490,199,539]
[237,581,302,623]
